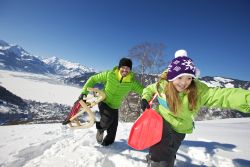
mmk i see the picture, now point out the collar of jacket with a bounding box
[113,66,132,83]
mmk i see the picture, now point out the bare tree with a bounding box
[119,42,167,121]
[128,42,166,85]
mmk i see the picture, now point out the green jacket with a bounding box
[142,79,250,134]
[82,67,144,109]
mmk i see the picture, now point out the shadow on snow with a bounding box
[95,139,250,167]
[177,140,250,167]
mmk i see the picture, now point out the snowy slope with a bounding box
[0,118,250,167]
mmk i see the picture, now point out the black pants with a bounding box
[149,120,186,166]
[96,102,119,145]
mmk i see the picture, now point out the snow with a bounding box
[202,80,222,88]
[224,83,235,88]
[0,119,250,167]
[43,57,84,70]
[0,70,81,105]
[0,105,9,113]
[0,70,250,167]
[42,56,96,76]
[0,62,5,67]
[214,77,234,83]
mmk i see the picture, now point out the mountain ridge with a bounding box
[0,39,95,78]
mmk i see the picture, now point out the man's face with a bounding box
[119,66,131,77]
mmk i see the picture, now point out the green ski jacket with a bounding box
[142,79,250,134]
[81,67,144,109]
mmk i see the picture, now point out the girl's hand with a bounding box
[141,99,150,111]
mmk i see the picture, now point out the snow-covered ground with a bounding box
[0,70,250,167]
[0,119,250,167]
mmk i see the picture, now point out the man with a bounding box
[80,57,143,146]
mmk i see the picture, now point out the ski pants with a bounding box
[96,101,119,145]
[149,120,186,167]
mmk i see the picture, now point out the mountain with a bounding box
[42,56,95,77]
[2,39,249,88]
[0,85,27,107]
[0,85,29,125]
[0,39,95,78]
[200,76,250,89]
[0,40,54,74]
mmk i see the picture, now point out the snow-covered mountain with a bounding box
[0,40,54,74]
[42,56,95,77]
[201,76,250,89]
[1,39,250,88]
[0,39,95,78]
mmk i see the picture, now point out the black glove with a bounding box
[141,99,150,111]
[78,93,87,102]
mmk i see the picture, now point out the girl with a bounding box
[141,49,250,167]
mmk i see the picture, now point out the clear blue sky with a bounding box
[1,0,250,81]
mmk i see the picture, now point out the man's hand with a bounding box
[78,93,87,102]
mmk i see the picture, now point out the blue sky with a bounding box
[1,0,250,81]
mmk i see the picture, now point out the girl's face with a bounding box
[172,75,193,92]
[119,66,131,77]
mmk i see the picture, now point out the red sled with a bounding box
[62,88,106,129]
[128,100,163,150]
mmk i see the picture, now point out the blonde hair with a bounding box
[157,71,198,114]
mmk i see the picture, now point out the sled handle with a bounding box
[148,94,158,107]
[86,87,106,107]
